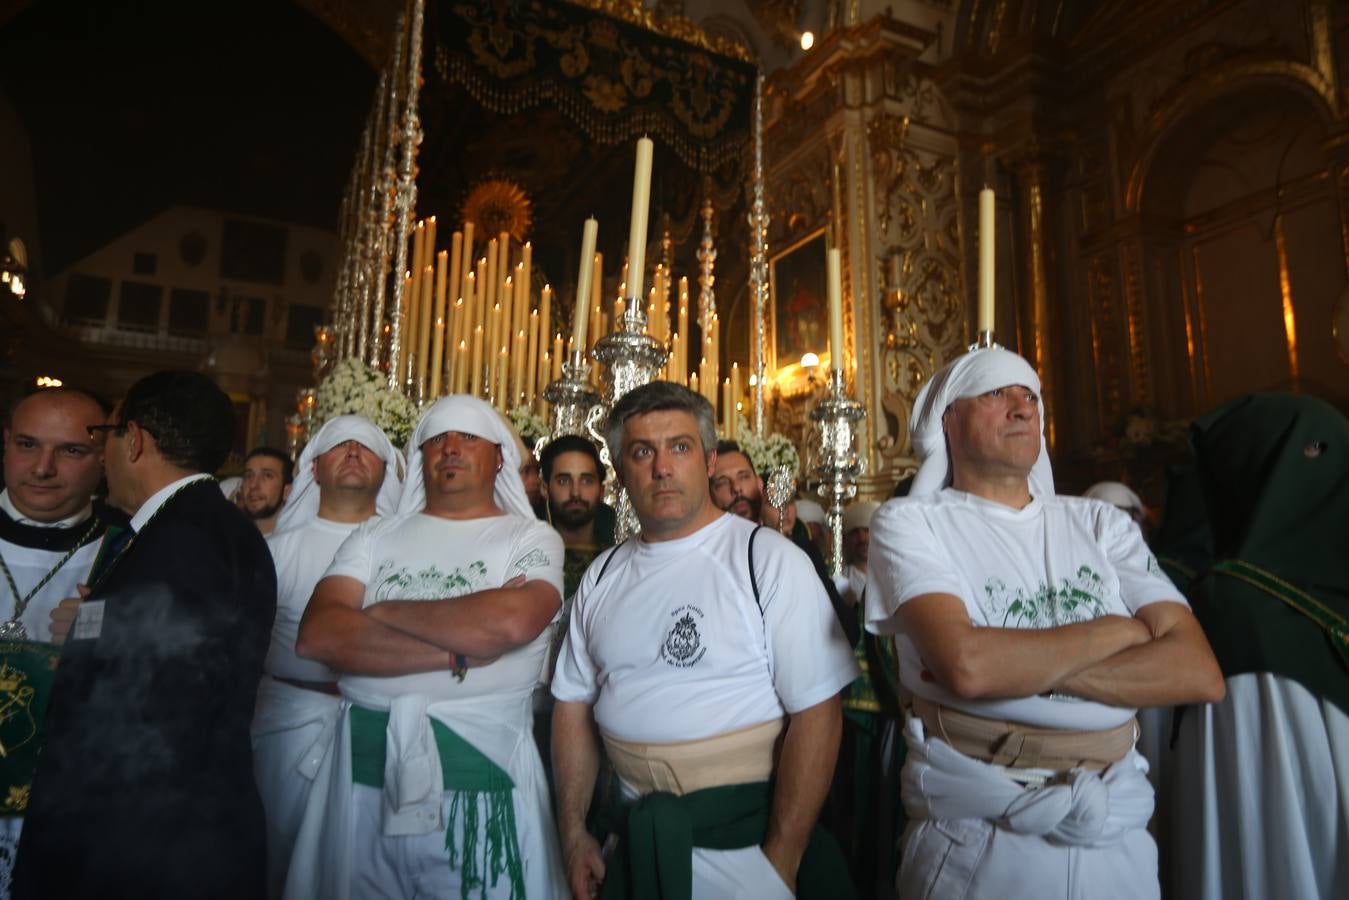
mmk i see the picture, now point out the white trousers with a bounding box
[252,678,342,900]
[349,783,562,900]
[898,718,1159,900]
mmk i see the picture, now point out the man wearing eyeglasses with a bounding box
[14,371,276,900]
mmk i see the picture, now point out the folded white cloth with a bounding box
[901,717,1154,847]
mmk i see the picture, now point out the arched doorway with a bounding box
[1136,83,1348,414]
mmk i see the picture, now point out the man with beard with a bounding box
[540,435,613,597]
[535,435,614,773]
[242,446,294,535]
[711,441,845,624]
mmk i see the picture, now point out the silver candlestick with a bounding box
[810,368,867,577]
[591,300,671,541]
[969,330,996,351]
[537,350,604,455]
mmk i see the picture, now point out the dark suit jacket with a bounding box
[14,478,276,899]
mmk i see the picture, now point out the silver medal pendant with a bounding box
[0,620,27,640]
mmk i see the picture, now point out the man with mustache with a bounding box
[292,395,565,899]
[540,434,613,596]
[865,347,1225,900]
[552,381,858,899]
[241,446,293,535]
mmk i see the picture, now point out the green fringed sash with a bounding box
[349,705,525,900]
[593,780,856,900]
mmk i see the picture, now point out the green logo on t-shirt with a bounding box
[374,559,488,602]
[984,565,1109,628]
[514,548,551,575]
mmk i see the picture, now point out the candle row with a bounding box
[398,219,556,412]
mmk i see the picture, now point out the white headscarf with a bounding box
[1084,481,1143,516]
[795,498,826,526]
[397,394,533,519]
[274,415,404,533]
[842,500,881,533]
[909,346,1054,498]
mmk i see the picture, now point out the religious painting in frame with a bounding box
[769,228,829,376]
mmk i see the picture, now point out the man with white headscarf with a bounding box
[290,395,565,900]
[864,346,1225,900]
[251,415,402,898]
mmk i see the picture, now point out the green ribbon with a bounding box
[349,705,524,900]
[596,781,855,900]
[1210,559,1348,668]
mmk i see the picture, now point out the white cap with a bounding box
[795,498,826,525]
[1084,481,1143,515]
[398,395,533,519]
[842,500,881,533]
[274,415,403,533]
[909,346,1054,497]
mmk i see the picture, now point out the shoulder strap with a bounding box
[1208,559,1348,667]
[747,525,764,616]
[594,539,628,585]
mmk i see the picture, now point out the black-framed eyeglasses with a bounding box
[87,423,126,440]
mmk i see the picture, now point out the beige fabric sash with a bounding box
[601,718,785,796]
[912,695,1137,772]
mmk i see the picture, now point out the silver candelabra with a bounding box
[810,368,867,577]
[538,350,604,455]
[591,301,671,541]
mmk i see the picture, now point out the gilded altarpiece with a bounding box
[762,19,965,496]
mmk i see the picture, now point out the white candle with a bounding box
[573,218,598,351]
[978,187,995,334]
[827,247,845,372]
[626,137,654,302]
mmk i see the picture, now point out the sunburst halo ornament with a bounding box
[461,179,533,243]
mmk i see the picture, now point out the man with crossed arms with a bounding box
[252,415,402,898]
[293,395,564,899]
[865,346,1224,900]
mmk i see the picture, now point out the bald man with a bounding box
[0,388,117,891]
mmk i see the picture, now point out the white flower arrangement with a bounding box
[313,358,419,447]
[507,404,549,442]
[734,414,801,477]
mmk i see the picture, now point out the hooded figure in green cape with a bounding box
[1172,392,1349,900]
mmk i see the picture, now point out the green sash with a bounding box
[595,781,856,900]
[0,640,62,816]
[1210,560,1348,668]
[349,705,524,900]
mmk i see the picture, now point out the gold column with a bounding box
[1273,214,1301,386]
[1015,157,1057,450]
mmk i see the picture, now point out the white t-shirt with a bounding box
[324,511,564,703]
[866,490,1183,730]
[552,513,859,743]
[265,517,361,682]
